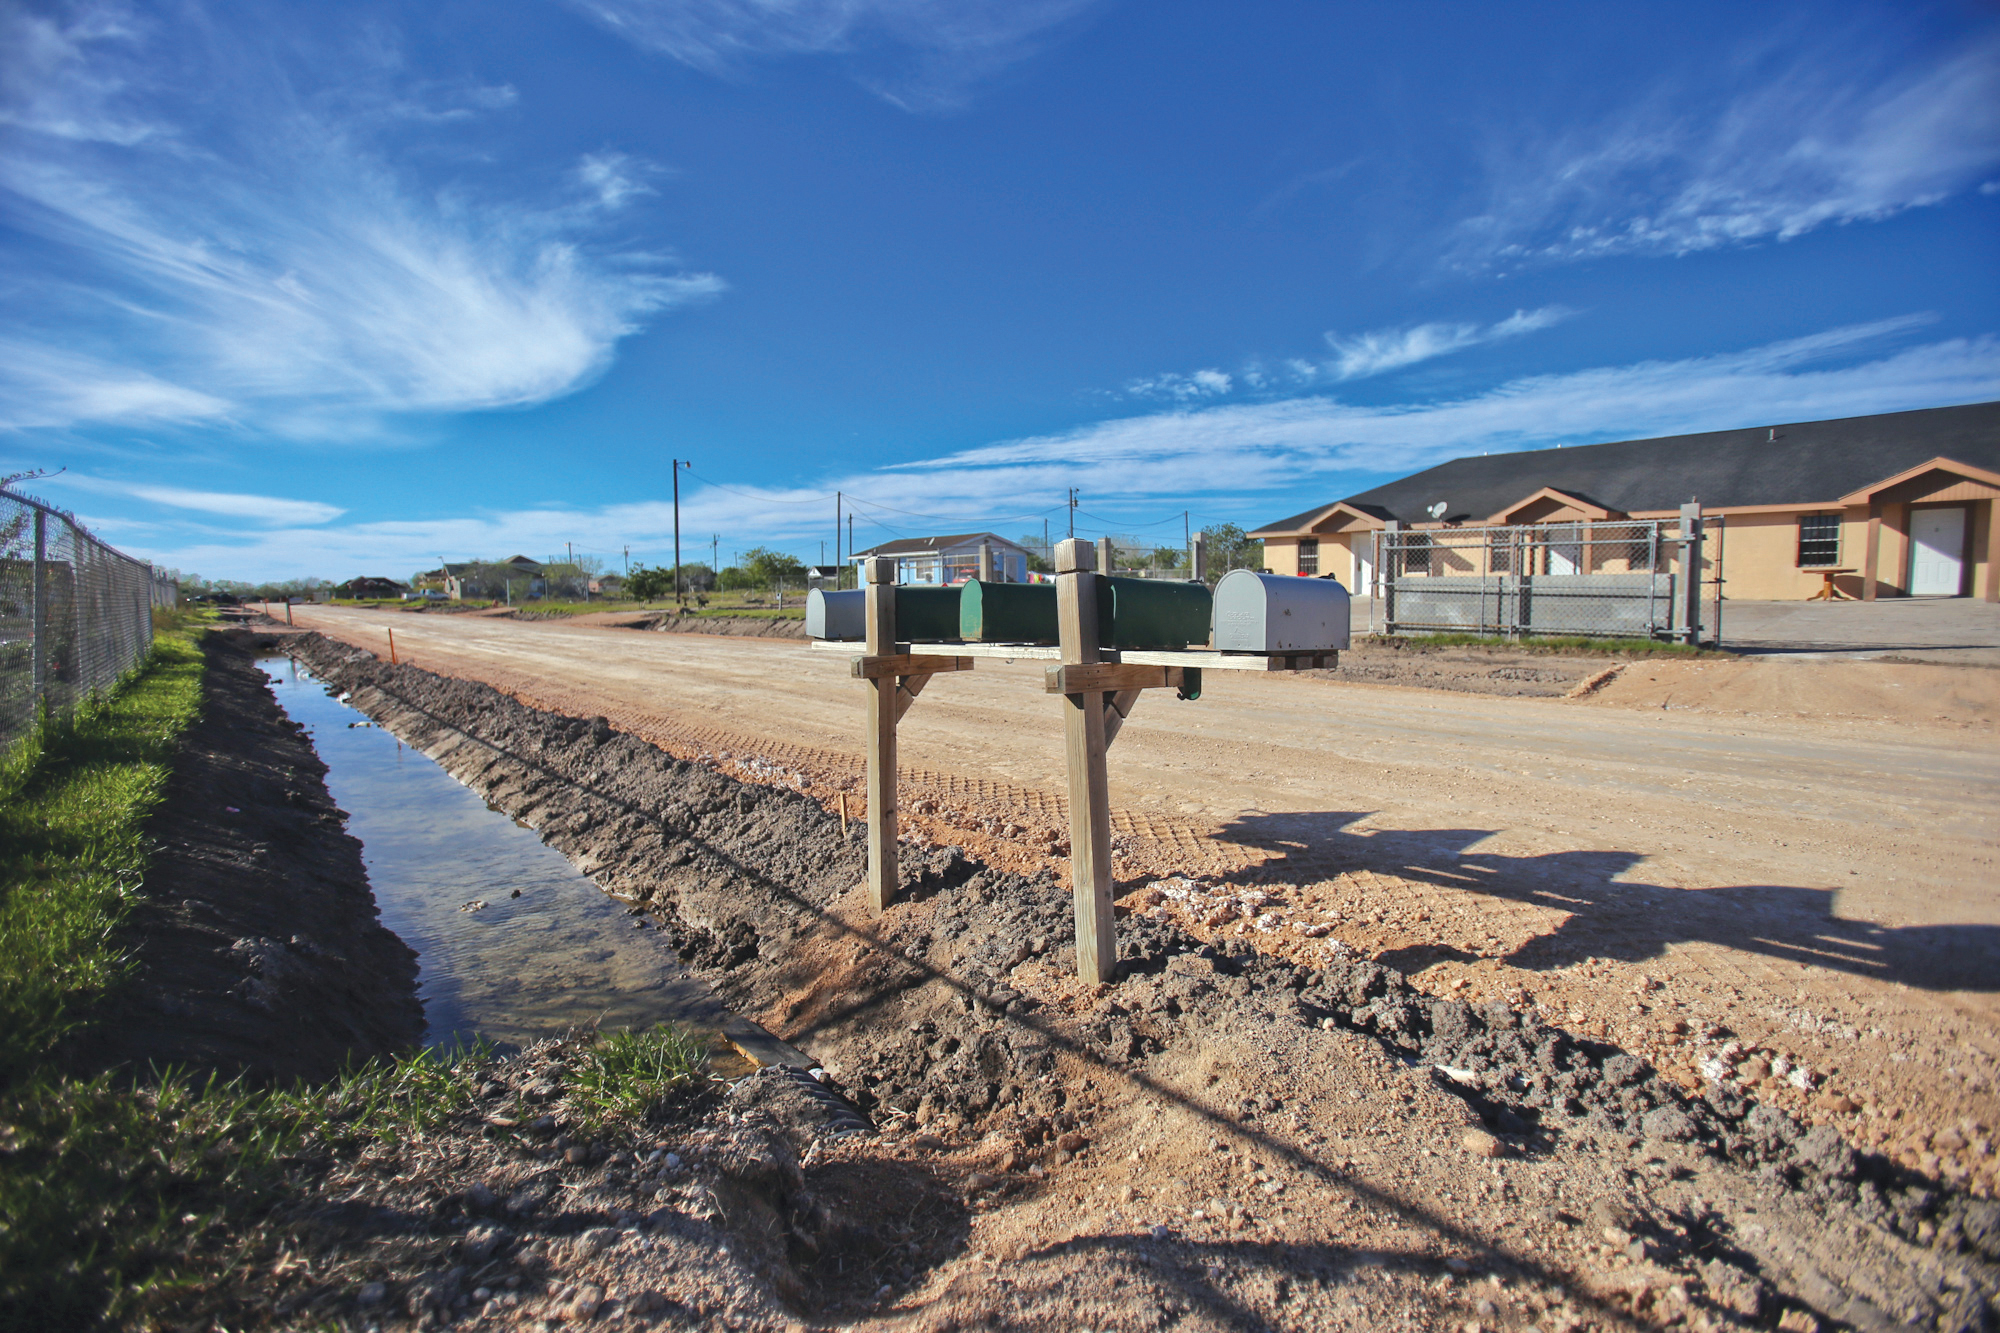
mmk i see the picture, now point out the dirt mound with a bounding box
[1582,656,2000,725]
[285,631,2000,1329]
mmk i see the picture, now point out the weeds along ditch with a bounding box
[284,628,1998,1330]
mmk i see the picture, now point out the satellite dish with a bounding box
[1427,501,1448,520]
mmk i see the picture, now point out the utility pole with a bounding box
[1184,511,1191,572]
[1067,487,1078,538]
[671,459,689,606]
[711,533,719,579]
[847,514,854,584]
[623,545,629,575]
[836,491,842,570]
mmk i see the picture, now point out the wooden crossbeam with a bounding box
[1042,662,1186,694]
[851,653,974,680]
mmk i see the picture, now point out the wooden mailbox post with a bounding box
[822,551,1338,980]
[858,556,972,910]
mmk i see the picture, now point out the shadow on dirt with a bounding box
[1214,810,2000,994]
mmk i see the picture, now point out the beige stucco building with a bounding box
[1251,402,2000,602]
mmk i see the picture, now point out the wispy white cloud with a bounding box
[109,317,2000,580]
[568,0,1100,111]
[0,3,719,437]
[53,475,344,525]
[1453,32,2000,267]
[1124,368,1233,401]
[1319,307,1575,381]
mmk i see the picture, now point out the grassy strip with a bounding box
[0,634,710,1323]
[0,627,206,1083]
[1358,631,1722,658]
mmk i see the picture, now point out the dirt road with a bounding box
[291,605,2000,1195]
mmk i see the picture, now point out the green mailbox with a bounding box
[894,585,963,642]
[1097,578,1211,650]
[960,580,1059,643]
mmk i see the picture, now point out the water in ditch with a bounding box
[258,655,740,1057]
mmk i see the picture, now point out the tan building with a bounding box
[1251,401,2000,602]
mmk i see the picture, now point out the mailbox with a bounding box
[895,586,963,642]
[960,580,1058,643]
[806,588,863,641]
[1097,577,1211,650]
[1211,571,1350,652]
[805,585,962,641]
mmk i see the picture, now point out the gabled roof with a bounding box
[851,531,1029,559]
[1264,401,2000,527]
[1486,486,1624,525]
[1837,455,2000,504]
[1250,500,1393,537]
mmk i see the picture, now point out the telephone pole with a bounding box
[671,460,689,605]
[835,491,842,569]
[1067,487,1078,539]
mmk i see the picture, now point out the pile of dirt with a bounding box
[65,629,421,1085]
[282,631,1999,1329]
[638,613,808,639]
[209,1035,967,1329]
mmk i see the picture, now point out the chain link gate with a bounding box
[1365,512,1724,645]
[0,489,178,754]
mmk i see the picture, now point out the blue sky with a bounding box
[4,0,1998,581]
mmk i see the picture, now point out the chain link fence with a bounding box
[1366,514,1725,644]
[0,490,178,755]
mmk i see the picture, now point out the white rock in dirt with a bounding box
[1461,1130,1504,1159]
[567,1283,605,1320]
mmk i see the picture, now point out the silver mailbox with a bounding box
[1211,570,1351,652]
[806,588,864,641]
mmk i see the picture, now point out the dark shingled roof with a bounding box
[851,531,1027,558]
[1253,401,2000,532]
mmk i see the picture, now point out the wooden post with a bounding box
[1096,536,1115,578]
[864,556,898,912]
[1055,538,1115,984]
[1862,503,1882,601]
[387,627,398,664]
[978,541,994,583]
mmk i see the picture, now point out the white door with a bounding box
[1547,524,1582,576]
[1352,535,1374,594]
[1909,507,1966,595]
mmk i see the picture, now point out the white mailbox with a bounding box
[806,588,864,641]
[1211,570,1351,652]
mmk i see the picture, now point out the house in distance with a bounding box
[849,532,1032,585]
[1251,402,2000,602]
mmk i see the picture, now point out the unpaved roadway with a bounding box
[291,605,2000,1196]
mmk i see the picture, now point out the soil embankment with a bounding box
[68,628,422,1084]
[282,629,1997,1331]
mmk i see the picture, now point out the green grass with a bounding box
[1360,631,1721,658]
[566,1023,710,1127]
[0,630,206,1083]
[0,1045,492,1328]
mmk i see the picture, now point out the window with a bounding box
[1297,538,1319,576]
[1797,514,1840,567]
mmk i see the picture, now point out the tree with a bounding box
[1201,523,1263,577]
[741,547,807,588]
[1153,546,1185,569]
[625,564,676,600]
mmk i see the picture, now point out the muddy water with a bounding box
[259,656,734,1054]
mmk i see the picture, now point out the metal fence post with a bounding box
[1679,502,1704,646]
[30,507,47,718]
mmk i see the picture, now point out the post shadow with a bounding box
[1211,810,2000,994]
